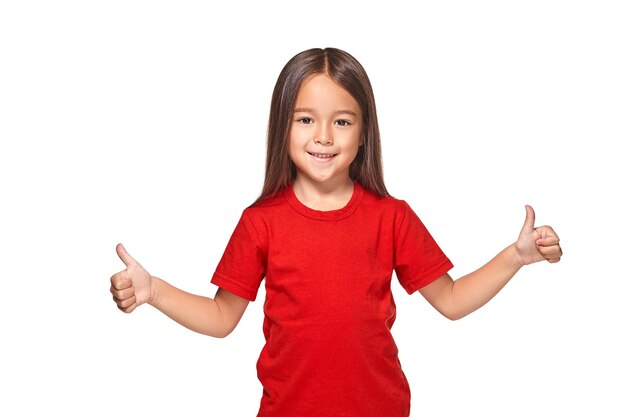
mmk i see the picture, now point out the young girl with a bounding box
[110,47,562,416]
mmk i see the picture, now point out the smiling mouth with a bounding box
[307,152,337,159]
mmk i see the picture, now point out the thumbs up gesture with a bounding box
[110,243,153,313]
[515,205,562,266]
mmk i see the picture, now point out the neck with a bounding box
[292,175,355,211]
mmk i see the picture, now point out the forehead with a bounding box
[295,73,360,113]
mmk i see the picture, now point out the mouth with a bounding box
[307,151,338,160]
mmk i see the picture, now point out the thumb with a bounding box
[116,243,138,267]
[521,205,536,235]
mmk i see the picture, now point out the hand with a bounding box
[110,243,153,313]
[515,205,562,266]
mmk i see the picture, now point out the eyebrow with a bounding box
[293,107,359,117]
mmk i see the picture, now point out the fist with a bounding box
[515,205,563,265]
[110,243,153,313]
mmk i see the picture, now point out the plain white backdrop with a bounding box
[1,1,624,416]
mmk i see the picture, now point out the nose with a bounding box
[314,124,333,146]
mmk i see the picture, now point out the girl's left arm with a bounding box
[418,205,562,320]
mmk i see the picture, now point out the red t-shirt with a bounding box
[212,181,453,417]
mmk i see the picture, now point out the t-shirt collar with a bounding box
[284,181,364,221]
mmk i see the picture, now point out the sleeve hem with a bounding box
[211,271,258,302]
[403,258,454,295]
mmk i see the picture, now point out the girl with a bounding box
[110,47,562,416]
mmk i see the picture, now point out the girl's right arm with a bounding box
[110,243,249,338]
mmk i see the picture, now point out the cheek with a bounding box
[349,135,363,163]
[344,140,361,164]
[286,128,297,153]
[287,132,305,162]
[288,127,306,147]
[346,131,362,152]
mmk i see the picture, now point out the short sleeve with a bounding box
[211,210,266,301]
[394,202,453,294]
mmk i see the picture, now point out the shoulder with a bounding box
[360,186,410,217]
[242,187,290,224]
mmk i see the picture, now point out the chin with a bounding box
[300,171,350,185]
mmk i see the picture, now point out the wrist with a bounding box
[148,276,160,307]
[507,243,526,270]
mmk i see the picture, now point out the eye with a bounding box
[296,117,313,125]
[335,119,352,127]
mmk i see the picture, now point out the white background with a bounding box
[1,1,624,416]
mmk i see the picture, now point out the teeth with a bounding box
[309,152,335,158]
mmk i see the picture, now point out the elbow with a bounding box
[195,319,235,338]
[208,320,239,338]
[204,325,232,339]
[444,311,466,321]
[438,306,469,321]
[432,295,474,321]
[209,297,241,338]
[213,325,235,339]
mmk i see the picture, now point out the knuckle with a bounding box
[111,274,124,290]
[121,295,136,308]
[124,288,135,300]
[118,304,132,313]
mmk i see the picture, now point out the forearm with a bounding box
[422,244,525,320]
[420,206,562,320]
[448,244,524,319]
[148,277,228,337]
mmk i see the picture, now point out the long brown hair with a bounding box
[251,47,389,206]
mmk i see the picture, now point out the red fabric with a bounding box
[212,182,453,417]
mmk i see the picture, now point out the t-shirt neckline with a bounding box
[284,181,364,221]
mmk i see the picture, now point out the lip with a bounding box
[307,151,338,162]
[307,151,338,157]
